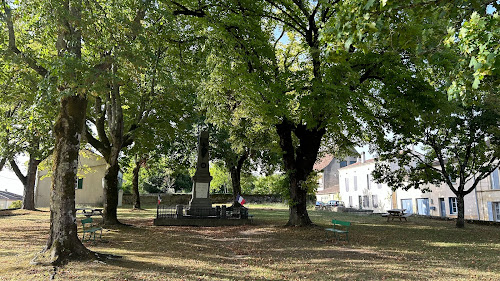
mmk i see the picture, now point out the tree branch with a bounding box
[2,1,48,77]
[9,159,27,186]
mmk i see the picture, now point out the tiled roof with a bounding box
[316,186,339,195]
[0,190,23,201]
[314,154,334,171]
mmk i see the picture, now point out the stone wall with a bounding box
[122,193,285,206]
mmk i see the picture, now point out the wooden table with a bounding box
[386,209,409,221]
[76,208,103,218]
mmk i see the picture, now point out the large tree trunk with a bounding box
[456,193,465,228]
[102,148,121,225]
[230,152,248,207]
[45,95,93,265]
[276,119,325,226]
[132,155,141,209]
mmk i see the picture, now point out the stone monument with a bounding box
[188,130,213,211]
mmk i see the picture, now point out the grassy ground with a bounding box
[1,204,499,281]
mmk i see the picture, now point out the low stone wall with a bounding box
[122,193,284,206]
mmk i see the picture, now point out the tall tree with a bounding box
[367,3,500,228]
[177,0,369,226]
[0,59,55,210]
[1,0,95,263]
[0,0,133,263]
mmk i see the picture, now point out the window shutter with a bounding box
[487,202,494,221]
[492,168,499,190]
[449,198,452,214]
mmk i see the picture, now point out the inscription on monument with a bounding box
[195,183,209,198]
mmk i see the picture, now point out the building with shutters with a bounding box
[338,157,500,221]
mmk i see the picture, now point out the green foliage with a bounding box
[209,161,231,193]
[9,200,22,209]
[172,172,192,193]
[445,11,499,98]
[141,174,165,194]
[243,173,287,195]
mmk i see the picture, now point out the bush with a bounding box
[9,200,22,209]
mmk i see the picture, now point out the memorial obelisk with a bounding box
[188,130,213,210]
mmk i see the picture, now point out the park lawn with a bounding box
[0,206,499,281]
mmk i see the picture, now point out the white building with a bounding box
[338,156,394,213]
[338,157,500,221]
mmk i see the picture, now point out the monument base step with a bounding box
[153,217,252,227]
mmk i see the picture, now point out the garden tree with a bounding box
[0,7,57,211]
[0,58,56,210]
[0,0,110,264]
[349,1,499,227]
[81,0,155,225]
[175,0,379,226]
[84,0,202,224]
[209,123,280,206]
[372,91,499,228]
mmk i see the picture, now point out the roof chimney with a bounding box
[361,152,366,163]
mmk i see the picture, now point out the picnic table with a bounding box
[386,209,410,221]
[76,208,103,218]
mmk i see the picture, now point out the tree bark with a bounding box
[102,148,121,225]
[45,95,94,265]
[276,119,325,226]
[230,152,248,207]
[456,193,465,228]
[10,156,40,210]
[132,155,141,209]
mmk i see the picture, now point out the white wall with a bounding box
[339,160,393,213]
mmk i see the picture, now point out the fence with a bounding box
[156,204,249,219]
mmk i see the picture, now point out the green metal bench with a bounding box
[81,217,102,241]
[325,219,351,242]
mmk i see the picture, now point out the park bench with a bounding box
[325,219,351,242]
[81,217,102,241]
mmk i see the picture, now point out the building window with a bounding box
[372,195,379,208]
[363,195,369,208]
[491,168,500,190]
[495,203,500,221]
[75,178,83,190]
[349,196,353,207]
[354,176,357,191]
[449,197,458,215]
[366,174,370,189]
[340,161,347,168]
[345,178,349,192]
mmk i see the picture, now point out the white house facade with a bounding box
[338,157,500,221]
[338,157,394,213]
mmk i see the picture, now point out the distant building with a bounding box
[338,157,395,213]
[338,157,500,221]
[314,153,358,203]
[0,190,23,209]
[35,150,123,208]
